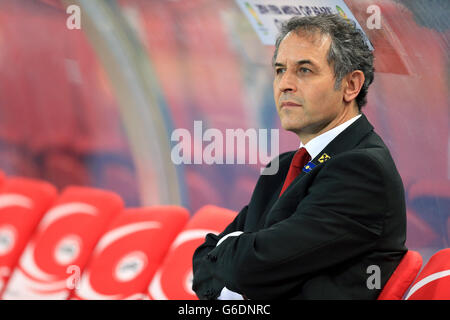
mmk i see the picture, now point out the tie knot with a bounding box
[291,147,311,169]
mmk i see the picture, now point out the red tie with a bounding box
[279,147,311,196]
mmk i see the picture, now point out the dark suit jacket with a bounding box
[192,114,407,300]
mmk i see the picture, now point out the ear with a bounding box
[343,70,365,104]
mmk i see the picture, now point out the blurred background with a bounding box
[0,0,448,263]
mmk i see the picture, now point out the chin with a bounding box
[280,121,302,134]
[279,110,305,132]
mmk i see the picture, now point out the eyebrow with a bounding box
[273,59,317,68]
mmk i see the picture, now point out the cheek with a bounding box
[308,83,340,109]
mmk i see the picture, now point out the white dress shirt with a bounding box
[216,114,362,300]
[300,114,361,159]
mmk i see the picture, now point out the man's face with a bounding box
[273,31,346,141]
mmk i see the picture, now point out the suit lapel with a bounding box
[280,114,374,196]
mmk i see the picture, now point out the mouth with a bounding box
[280,101,302,109]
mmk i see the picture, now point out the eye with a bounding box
[299,67,311,74]
[274,68,285,75]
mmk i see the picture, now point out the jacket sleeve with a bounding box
[199,151,389,299]
[192,205,249,299]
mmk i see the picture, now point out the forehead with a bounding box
[276,30,331,64]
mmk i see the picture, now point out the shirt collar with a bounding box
[299,114,362,160]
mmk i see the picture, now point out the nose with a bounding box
[277,71,297,93]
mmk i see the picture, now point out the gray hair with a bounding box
[272,14,374,110]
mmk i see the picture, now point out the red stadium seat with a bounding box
[147,205,237,300]
[0,177,57,296]
[377,250,422,300]
[405,248,450,300]
[2,186,123,299]
[71,206,189,300]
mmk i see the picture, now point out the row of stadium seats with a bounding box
[0,170,448,300]
[0,171,237,299]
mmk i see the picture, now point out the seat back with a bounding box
[147,205,237,300]
[71,206,189,300]
[377,250,422,300]
[2,186,123,299]
[0,177,57,296]
[406,248,450,300]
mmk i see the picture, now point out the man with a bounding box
[192,14,407,300]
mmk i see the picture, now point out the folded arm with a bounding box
[192,205,249,299]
